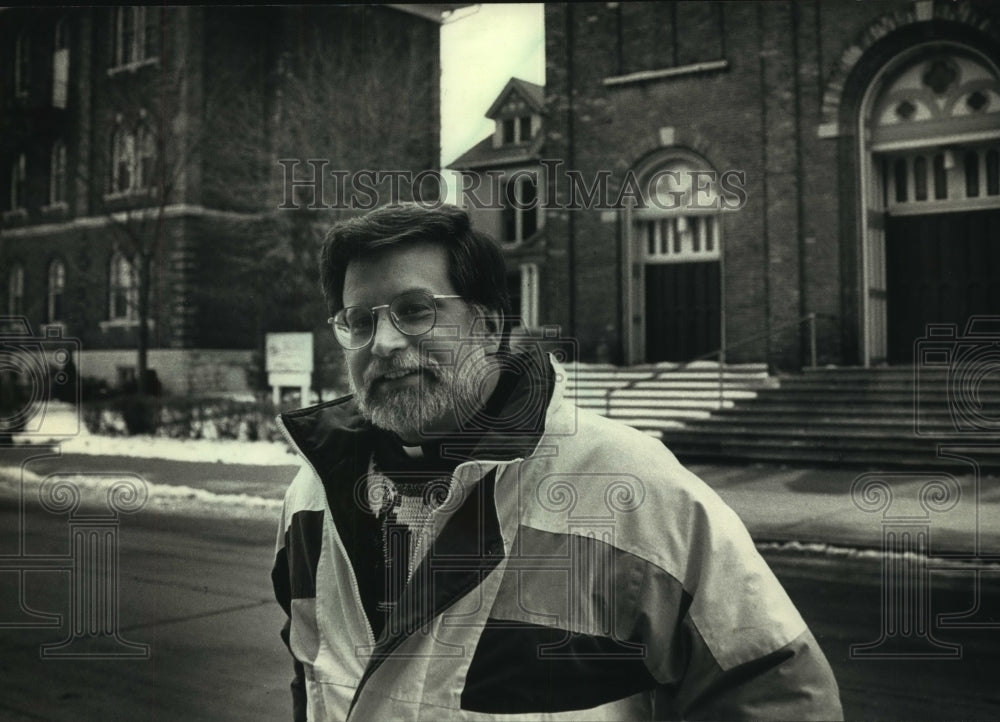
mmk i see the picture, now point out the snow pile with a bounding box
[55,434,299,466]
[10,402,299,466]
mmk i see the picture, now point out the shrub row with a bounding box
[82,395,288,441]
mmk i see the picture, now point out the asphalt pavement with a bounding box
[4,443,998,558]
[3,444,1000,720]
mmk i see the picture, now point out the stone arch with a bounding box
[818,0,1000,138]
[621,147,725,364]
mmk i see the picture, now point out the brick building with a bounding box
[452,77,546,331]
[541,1,1000,369]
[1,6,444,394]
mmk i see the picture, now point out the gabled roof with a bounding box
[449,131,545,171]
[485,77,545,118]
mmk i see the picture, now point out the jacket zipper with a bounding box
[276,415,376,649]
[404,459,518,585]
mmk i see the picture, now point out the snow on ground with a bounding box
[9,402,300,466]
[4,403,300,519]
[53,434,300,466]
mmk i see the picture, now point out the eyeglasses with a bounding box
[329,290,462,350]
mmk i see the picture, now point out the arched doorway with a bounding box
[624,150,724,363]
[860,45,1000,365]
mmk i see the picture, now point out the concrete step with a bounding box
[607,408,715,421]
[663,423,965,440]
[661,428,995,453]
[566,381,771,394]
[661,439,1000,469]
[685,415,959,431]
[562,363,1000,469]
[733,391,964,405]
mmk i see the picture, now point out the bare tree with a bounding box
[90,6,438,397]
[203,9,440,395]
[96,13,192,395]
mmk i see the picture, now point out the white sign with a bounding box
[266,333,314,374]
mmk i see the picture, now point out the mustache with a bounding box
[362,352,444,388]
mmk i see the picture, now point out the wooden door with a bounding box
[886,209,1000,363]
[645,261,720,362]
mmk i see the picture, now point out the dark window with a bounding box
[913,156,927,201]
[987,150,999,196]
[617,1,723,74]
[965,151,979,198]
[8,265,25,315]
[15,31,30,97]
[10,155,27,210]
[521,179,537,238]
[519,116,532,143]
[50,141,67,204]
[114,6,159,67]
[894,159,907,202]
[502,118,515,145]
[933,154,947,200]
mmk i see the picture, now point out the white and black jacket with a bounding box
[272,349,843,720]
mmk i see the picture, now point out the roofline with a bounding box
[387,4,475,24]
[485,77,546,118]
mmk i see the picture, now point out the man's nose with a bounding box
[369,309,410,357]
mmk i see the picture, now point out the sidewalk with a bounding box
[6,410,1000,558]
[689,461,1000,559]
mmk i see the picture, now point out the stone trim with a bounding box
[817,0,1000,138]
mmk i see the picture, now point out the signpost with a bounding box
[265,332,313,406]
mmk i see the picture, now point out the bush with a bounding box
[0,374,34,434]
[82,394,286,441]
[118,395,161,435]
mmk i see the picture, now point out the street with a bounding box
[1,452,999,720]
[0,502,290,722]
[770,549,1000,720]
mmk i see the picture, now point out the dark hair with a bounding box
[319,203,512,341]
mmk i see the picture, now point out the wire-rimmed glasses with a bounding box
[328,290,462,350]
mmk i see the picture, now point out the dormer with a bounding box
[488,78,544,149]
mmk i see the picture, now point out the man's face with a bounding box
[341,242,500,443]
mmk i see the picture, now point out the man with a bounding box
[271,203,842,720]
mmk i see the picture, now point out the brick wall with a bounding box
[544,0,1000,367]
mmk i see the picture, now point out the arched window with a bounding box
[113,7,159,69]
[109,252,138,321]
[110,116,154,195]
[10,154,27,211]
[14,31,30,97]
[50,140,67,205]
[47,259,66,323]
[8,264,25,316]
[53,17,70,108]
[637,158,723,263]
[626,150,728,363]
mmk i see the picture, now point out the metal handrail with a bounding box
[583,312,835,415]
[684,312,835,409]
[689,311,834,368]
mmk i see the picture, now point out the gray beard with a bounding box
[350,345,493,441]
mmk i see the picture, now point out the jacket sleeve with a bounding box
[656,624,843,720]
[633,481,843,720]
[272,534,308,721]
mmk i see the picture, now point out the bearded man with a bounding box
[270,203,842,721]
